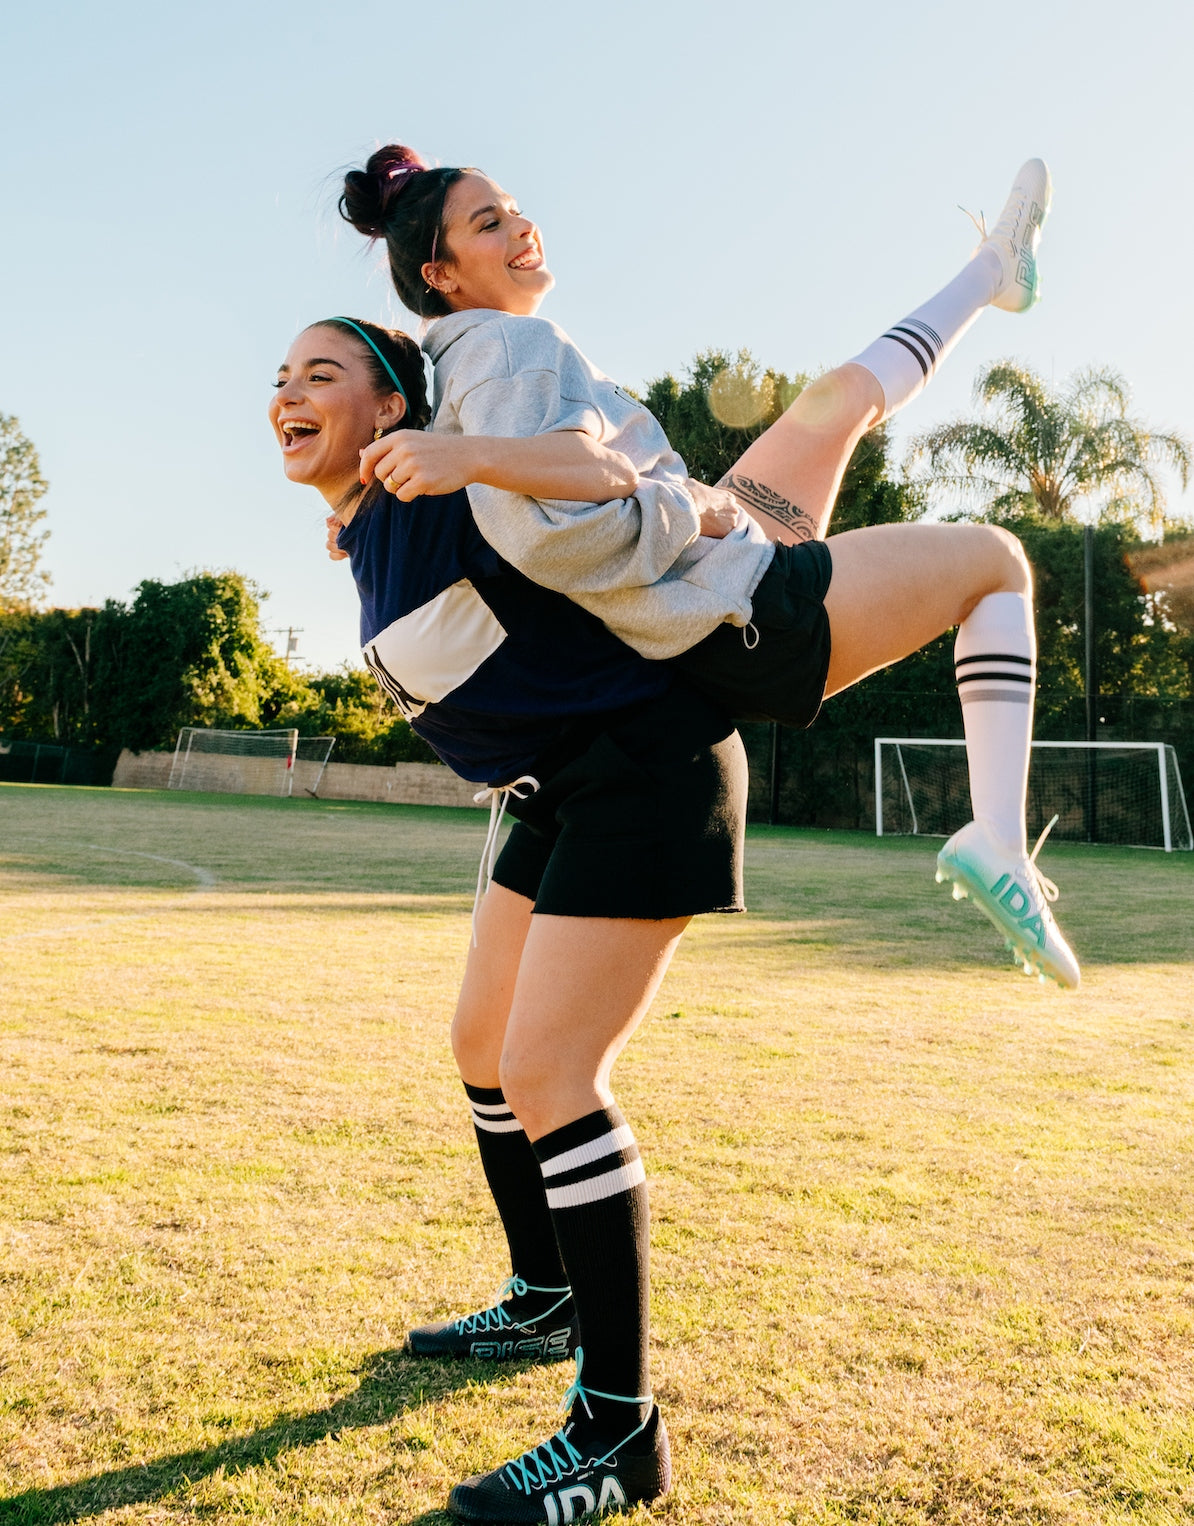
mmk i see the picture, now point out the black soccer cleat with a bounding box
[449,1350,670,1523]
[407,1278,577,1363]
[449,1405,670,1524]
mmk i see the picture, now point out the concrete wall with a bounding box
[111,749,484,808]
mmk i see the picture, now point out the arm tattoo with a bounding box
[716,472,818,542]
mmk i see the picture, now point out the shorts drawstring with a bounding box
[471,775,540,943]
[742,622,760,650]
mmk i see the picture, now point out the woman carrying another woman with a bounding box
[285,151,1079,1523]
[272,312,743,1520]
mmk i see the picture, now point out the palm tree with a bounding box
[908,362,1191,531]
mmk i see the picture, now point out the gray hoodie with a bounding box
[423,309,775,661]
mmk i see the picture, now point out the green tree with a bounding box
[276,668,437,765]
[909,362,1191,531]
[640,348,921,528]
[0,414,51,611]
[0,573,305,755]
[94,572,304,752]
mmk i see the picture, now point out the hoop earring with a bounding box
[372,427,383,441]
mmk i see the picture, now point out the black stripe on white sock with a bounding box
[538,1118,646,1210]
[882,320,942,378]
[955,651,1035,706]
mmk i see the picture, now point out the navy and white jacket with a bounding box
[337,488,671,785]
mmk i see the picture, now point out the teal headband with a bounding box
[326,317,409,409]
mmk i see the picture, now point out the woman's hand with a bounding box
[359,432,478,500]
[325,514,348,560]
[686,479,741,540]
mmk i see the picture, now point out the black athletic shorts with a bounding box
[491,684,747,919]
[670,538,833,727]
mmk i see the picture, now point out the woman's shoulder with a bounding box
[346,486,473,542]
[424,309,581,379]
[349,487,491,579]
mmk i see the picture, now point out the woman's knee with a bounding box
[497,1042,549,1120]
[976,523,1033,597]
[450,999,506,1083]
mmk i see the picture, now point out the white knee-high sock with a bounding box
[955,591,1036,856]
[849,246,1002,420]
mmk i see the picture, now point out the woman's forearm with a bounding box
[466,431,639,502]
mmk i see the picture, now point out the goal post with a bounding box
[168,728,300,797]
[874,738,1192,852]
[292,735,336,798]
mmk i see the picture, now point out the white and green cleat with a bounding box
[936,818,1080,989]
[974,157,1052,313]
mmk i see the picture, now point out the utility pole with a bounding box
[1083,525,1098,842]
[268,627,305,667]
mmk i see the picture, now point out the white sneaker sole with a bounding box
[936,844,1079,990]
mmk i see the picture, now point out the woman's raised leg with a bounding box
[449,913,687,1521]
[720,160,1051,547]
[822,521,1078,988]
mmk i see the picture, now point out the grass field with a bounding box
[2,781,1192,1526]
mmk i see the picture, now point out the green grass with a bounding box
[1,782,1192,1525]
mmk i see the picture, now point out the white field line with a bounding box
[82,844,218,889]
[0,845,217,945]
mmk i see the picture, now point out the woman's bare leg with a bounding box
[500,914,690,1141]
[720,362,884,544]
[410,882,579,1354]
[820,521,1031,696]
[484,914,690,1455]
[817,522,1077,987]
[719,163,1050,549]
[450,882,534,1085]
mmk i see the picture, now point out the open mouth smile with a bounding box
[280,419,321,451]
[508,245,543,272]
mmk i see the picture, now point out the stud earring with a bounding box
[372,427,383,441]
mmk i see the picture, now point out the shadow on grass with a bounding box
[0,1348,496,1525]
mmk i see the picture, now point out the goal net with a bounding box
[168,729,334,797]
[875,738,1193,852]
[292,735,336,797]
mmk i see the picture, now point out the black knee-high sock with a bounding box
[464,1082,569,1301]
[532,1104,651,1433]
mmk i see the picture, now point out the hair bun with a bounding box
[340,144,429,237]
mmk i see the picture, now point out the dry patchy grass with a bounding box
[1,783,1192,1525]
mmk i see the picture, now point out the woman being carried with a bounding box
[340,147,1076,993]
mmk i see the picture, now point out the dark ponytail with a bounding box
[339,145,472,319]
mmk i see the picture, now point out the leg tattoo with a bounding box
[718,472,819,543]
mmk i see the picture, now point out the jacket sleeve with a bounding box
[455,370,701,593]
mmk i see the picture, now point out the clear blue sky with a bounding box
[3,0,1191,670]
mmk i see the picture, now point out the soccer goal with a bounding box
[168,729,335,798]
[874,738,1193,852]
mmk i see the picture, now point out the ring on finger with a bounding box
[385,475,398,491]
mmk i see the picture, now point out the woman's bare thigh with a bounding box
[721,363,884,543]
[821,522,1031,696]
[499,914,690,1140]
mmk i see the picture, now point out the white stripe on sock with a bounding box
[539,1124,637,1178]
[544,1158,647,1209]
[471,1111,523,1134]
[470,1099,517,1115]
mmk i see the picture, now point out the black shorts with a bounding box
[670,539,833,727]
[491,685,747,919]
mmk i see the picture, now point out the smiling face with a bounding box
[426,173,553,316]
[269,324,405,506]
